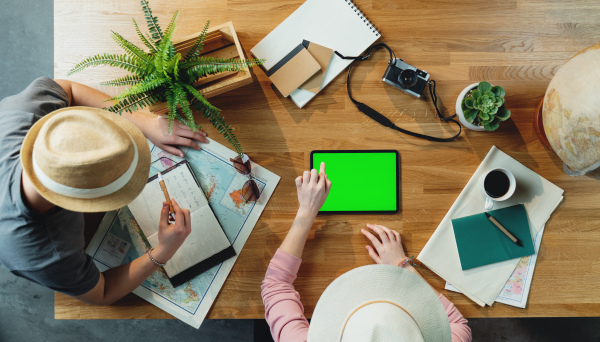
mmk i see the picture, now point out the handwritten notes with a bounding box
[128,161,231,278]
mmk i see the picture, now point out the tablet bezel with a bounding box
[310,150,400,214]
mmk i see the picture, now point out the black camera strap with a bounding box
[336,43,461,142]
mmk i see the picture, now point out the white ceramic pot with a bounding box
[456,82,486,131]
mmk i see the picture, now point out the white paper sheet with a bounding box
[418,146,564,306]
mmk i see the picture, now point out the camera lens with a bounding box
[398,69,418,88]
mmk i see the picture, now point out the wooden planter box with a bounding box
[148,21,253,115]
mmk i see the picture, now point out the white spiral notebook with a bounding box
[251,0,380,108]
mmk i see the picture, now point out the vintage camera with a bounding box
[382,58,430,98]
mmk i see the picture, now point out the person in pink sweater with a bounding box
[261,163,472,342]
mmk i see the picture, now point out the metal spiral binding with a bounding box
[344,0,381,36]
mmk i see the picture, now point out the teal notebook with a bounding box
[451,204,535,270]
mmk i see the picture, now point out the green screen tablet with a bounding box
[311,150,399,214]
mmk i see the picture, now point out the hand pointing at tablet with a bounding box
[296,162,332,218]
[279,162,332,258]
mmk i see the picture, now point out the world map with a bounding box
[498,256,530,301]
[97,143,266,313]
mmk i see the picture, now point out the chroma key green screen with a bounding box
[311,150,399,214]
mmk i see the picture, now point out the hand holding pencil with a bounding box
[158,172,175,221]
[150,172,192,264]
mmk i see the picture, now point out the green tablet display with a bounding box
[311,150,399,214]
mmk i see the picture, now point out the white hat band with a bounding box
[32,133,139,199]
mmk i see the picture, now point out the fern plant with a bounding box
[67,0,264,157]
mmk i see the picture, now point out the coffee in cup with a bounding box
[479,168,516,210]
[484,170,511,198]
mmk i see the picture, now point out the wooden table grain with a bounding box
[54,0,600,319]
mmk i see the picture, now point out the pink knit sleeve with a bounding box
[438,294,472,342]
[261,249,309,342]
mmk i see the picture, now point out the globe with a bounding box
[543,44,600,176]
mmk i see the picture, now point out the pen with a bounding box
[157,172,175,221]
[484,212,522,247]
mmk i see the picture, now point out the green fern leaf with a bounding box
[183,83,218,113]
[188,89,243,157]
[172,83,198,130]
[108,92,161,114]
[166,53,182,80]
[140,0,163,43]
[100,75,143,87]
[67,53,148,77]
[163,11,179,44]
[182,57,265,83]
[164,87,178,133]
[111,31,153,67]
[154,14,177,78]
[183,21,210,60]
[107,76,167,101]
[132,18,157,54]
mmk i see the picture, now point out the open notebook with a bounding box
[251,0,380,108]
[128,160,235,287]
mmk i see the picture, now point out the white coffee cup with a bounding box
[479,168,516,210]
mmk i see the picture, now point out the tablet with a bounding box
[311,150,400,214]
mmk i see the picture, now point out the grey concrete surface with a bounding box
[1,0,600,341]
[0,1,54,99]
[0,266,253,342]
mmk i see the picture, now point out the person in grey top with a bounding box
[0,77,208,304]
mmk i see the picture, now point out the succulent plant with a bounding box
[461,81,510,131]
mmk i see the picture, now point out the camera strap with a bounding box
[336,43,461,142]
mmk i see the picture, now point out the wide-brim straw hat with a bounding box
[307,264,451,342]
[21,106,150,212]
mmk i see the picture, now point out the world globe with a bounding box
[543,44,600,176]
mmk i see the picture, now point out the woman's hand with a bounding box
[152,198,192,264]
[279,163,332,258]
[295,162,332,219]
[361,224,407,266]
[137,115,209,158]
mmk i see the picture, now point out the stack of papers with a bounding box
[418,146,563,307]
[446,225,546,308]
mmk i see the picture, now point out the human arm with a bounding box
[362,224,472,342]
[74,199,191,305]
[53,79,208,158]
[279,163,332,258]
[438,294,473,342]
[261,163,332,341]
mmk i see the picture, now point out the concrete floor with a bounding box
[1,1,600,341]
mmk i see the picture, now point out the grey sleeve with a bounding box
[0,77,68,116]
[12,250,101,297]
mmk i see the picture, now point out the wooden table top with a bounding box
[54,0,600,319]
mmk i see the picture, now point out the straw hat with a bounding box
[307,265,451,342]
[21,106,150,212]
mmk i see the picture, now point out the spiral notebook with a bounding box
[251,0,380,108]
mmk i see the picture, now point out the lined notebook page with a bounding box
[251,0,380,108]
[128,163,231,278]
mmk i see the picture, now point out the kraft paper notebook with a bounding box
[452,204,535,270]
[251,0,380,108]
[417,146,564,307]
[128,160,235,287]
